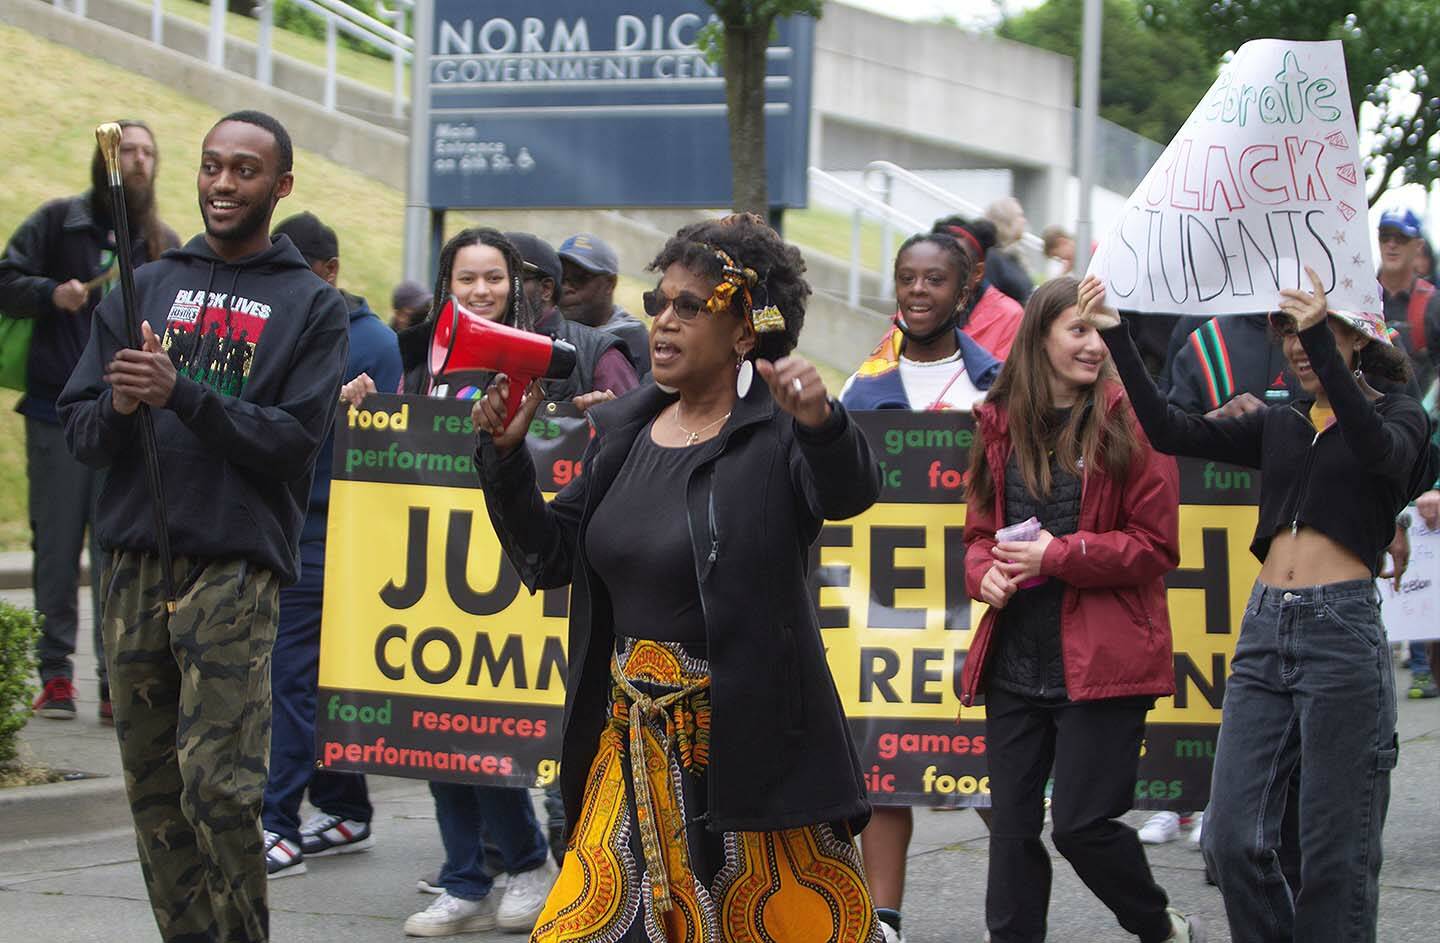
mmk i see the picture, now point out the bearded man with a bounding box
[0,119,179,722]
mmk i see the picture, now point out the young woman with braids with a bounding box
[841,230,1003,414]
[342,227,534,401]
[961,277,1201,943]
[472,214,886,942]
[1082,270,1432,943]
[343,228,558,936]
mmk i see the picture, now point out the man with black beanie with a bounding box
[260,212,402,879]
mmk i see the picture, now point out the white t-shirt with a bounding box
[898,350,986,411]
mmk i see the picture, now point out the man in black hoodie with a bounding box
[58,111,348,943]
[0,120,179,722]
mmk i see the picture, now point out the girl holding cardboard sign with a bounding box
[1083,269,1431,943]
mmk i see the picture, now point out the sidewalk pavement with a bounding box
[1,584,1436,941]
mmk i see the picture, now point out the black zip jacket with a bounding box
[476,382,881,834]
[57,234,349,584]
[0,192,178,420]
[1166,314,1300,413]
[1104,320,1430,575]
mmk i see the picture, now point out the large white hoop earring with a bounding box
[736,358,754,398]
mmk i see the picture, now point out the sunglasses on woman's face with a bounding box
[643,288,709,321]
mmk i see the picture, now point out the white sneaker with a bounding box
[403,892,498,937]
[496,857,559,932]
[878,922,905,943]
[1164,907,1205,942]
[1189,810,1205,847]
[1138,811,1182,844]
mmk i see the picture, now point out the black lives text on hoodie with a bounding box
[58,234,349,584]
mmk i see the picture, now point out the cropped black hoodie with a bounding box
[58,234,349,584]
[1103,320,1431,576]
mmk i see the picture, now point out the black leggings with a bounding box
[983,687,1172,943]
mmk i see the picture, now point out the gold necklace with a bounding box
[673,402,731,446]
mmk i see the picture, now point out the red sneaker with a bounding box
[99,683,114,726]
[33,677,77,719]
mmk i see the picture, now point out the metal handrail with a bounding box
[115,0,415,118]
[864,159,1047,260]
[809,167,925,307]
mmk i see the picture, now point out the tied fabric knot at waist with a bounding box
[609,658,711,916]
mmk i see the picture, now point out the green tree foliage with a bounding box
[996,0,1216,145]
[700,2,824,215]
[1144,0,1440,203]
[0,600,39,766]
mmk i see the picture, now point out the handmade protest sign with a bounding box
[1087,39,1377,319]
[317,399,1258,810]
[1380,515,1440,643]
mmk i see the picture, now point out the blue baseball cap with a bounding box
[1378,208,1423,239]
[557,233,619,275]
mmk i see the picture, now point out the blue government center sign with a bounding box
[424,0,814,209]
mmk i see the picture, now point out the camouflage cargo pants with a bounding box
[103,551,279,943]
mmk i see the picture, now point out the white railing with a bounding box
[809,167,925,308]
[863,160,1048,275]
[60,0,416,119]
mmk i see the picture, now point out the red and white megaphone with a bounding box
[428,296,577,421]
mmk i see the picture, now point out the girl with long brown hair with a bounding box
[960,277,1202,943]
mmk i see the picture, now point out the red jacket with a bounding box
[959,383,1181,705]
[964,284,1023,360]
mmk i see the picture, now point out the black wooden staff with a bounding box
[95,122,176,613]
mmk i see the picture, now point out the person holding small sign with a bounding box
[1083,269,1434,943]
[473,213,885,942]
[958,276,1199,943]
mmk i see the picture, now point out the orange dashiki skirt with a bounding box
[531,637,882,943]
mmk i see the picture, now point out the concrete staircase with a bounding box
[1,0,892,369]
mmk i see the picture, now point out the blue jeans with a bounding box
[430,781,549,901]
[262,540,371,844]
[1202,580,1398,942]
[1409,641,1430,675]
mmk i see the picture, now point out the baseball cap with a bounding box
[1378,208,1422,239]
[391,279,430,311]
[272,211,338,263]
[504,232,563,285]
[557,233,619,275]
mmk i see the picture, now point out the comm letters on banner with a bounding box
[1087,39,1378,319]
[317,397,1259,811]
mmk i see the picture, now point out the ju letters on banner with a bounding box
[317,398,1258,811]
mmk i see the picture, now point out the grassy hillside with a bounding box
[0,23,853,552]
[0,22,411,551]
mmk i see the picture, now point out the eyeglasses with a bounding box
[1378,231,1415,245]
[643,288,710,321]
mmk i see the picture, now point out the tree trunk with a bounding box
[724,20,772,215]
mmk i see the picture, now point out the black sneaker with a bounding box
[299,813,374,857]
[99,681,113,726]
[33,678,77,719]
[264,830,306,878]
